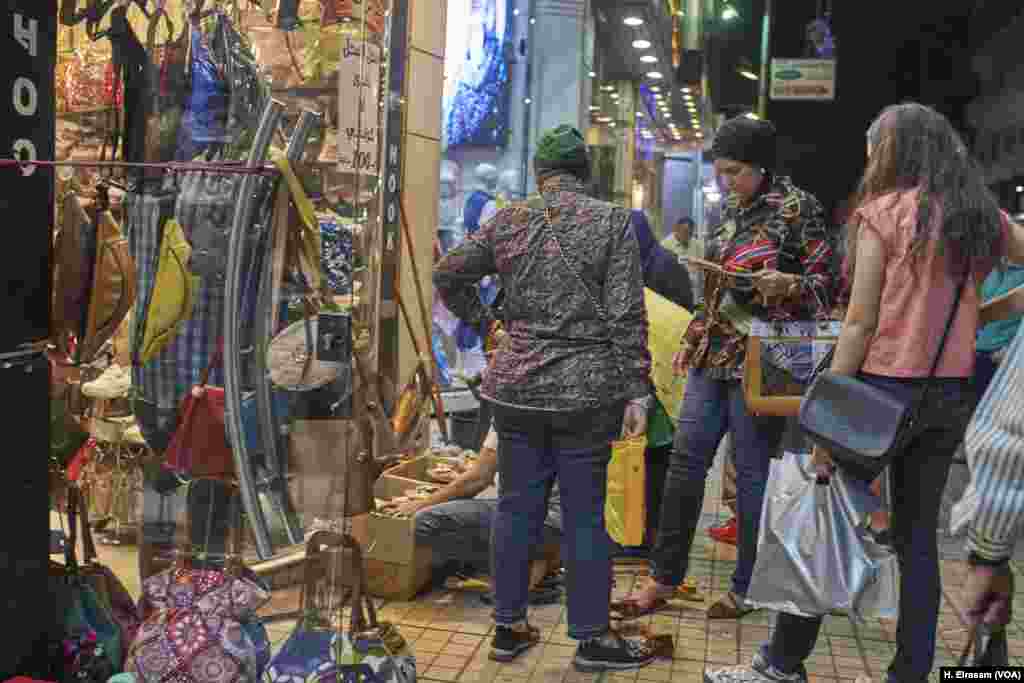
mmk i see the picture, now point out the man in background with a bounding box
[661,217,704,304]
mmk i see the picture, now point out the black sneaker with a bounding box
[573,629,656,672]
[489,624,541,662]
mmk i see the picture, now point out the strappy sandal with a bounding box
[706,592,754,619]
[609,597,670,620]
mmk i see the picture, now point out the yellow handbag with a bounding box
[138,219,198,364]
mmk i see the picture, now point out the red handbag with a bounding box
[164,347,234,479]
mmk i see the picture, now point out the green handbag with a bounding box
[646,397,675,450]
[51,487,124,673]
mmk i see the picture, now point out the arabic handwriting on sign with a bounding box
[345,127,378,144]
[339,151,378,172]
[343,37,381,65]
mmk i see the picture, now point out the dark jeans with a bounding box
[490,402,624,640]
[415,498,562,573]
[651,370,785,596]
[644,444,671,547]
[763,373,974,683]
[972,350,1000,396]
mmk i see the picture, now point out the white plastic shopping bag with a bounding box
[746,451,899,620]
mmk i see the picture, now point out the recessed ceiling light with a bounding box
[646,71,663,79]
[524,98,532,104]
[609,122,617,127]
[611,93,620,100]
[589,105,600,111]
[589,71,597,78]
[632,39,652,49]
[637,111,645,117]
[601,85,615,92]
[650,86,661,93]
[624,16,644,26]
[681,87,691,94]
[641,55,658,64]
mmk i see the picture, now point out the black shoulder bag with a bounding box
[799,275,966,483]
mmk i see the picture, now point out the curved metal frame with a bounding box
[253,109,322,549]
[224,100,284,560]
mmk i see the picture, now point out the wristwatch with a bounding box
[968,551,1010,569]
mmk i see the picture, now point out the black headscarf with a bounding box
[710,116,777,174]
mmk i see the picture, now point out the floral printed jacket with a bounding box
[679,175,835,380]
[433,174,651,413]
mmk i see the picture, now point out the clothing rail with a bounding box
[0,158,280,175]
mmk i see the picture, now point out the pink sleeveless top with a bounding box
[856,190,1007,379]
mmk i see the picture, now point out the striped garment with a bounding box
[125,187,225,452]
[962,322,1024,561]
[679,175,834,381]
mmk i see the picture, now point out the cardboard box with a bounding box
[364,477,435,600]
[375,454,471,494]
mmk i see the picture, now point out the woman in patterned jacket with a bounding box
[617,115,834,620]
[435,125,655,672]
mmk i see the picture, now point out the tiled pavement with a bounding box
[80,412,1024,680]
[253,539,1024,683]
[253,461,1024,683]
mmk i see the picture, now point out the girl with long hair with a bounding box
[706,103,1024,683]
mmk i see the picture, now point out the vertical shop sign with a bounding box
[380,0,408,302]
[338,36,382,175]
[1,3,55,347]
[0,4,55,677]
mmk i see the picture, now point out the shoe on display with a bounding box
[81,364,132,400]
[708,517,737,545]
[704,653,807,683]
[489,623,540,662]
[573,629,656,672]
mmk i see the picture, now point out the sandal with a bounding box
[706,592,754,620]
[609,597,670,620]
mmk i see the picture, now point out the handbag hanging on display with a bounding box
[264,531,415,683]
[799,276,966,483]
[163,344,234,479]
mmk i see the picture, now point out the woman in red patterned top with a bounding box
[616,115,835,620]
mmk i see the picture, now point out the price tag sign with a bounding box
[337,37,382,176]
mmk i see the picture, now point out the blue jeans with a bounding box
[490,402,624,640]
[762,373,974,683]
[415,499,562,572]
[651,370,785,596]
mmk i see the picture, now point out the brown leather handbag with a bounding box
[79,208,137,363]
[52,193,95,356]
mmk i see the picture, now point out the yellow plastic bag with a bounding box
[606,435,647,546]
[138,219,198,363]
[644,288,693,423]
